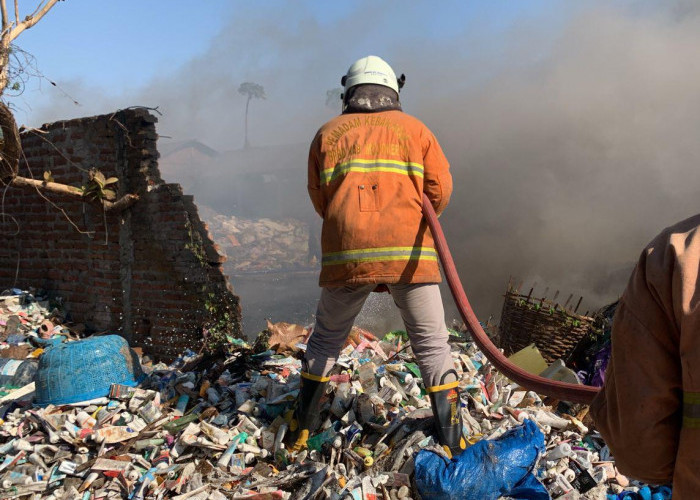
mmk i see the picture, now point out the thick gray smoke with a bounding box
[21,1,700,328]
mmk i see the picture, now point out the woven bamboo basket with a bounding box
[497,285,595,364]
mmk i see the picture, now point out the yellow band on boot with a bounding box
[426,381,459,393]
[301,372,330,382]
[289,429,309,453]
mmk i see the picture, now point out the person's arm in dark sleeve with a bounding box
[307,135,325,218]
[591,245,682,485]
[421,129,452,216]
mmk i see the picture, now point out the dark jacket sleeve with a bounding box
[421,129,452,216]
[591,242,682,485]
[307,135,325,218]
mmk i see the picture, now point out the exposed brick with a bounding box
[0,109,241,361]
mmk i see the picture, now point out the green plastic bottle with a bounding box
[306,428,336,452]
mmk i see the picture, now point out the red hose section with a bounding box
[422,194,600,404]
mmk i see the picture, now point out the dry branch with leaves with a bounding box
[0,101,139,213]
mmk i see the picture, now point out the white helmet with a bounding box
[341,55,405,95]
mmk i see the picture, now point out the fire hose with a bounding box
[422,193,600,404]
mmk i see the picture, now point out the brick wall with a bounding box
[0,109,241,360]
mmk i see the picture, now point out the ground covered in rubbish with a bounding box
[0,290,671,500]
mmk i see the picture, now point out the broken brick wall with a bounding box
[0,109,241,360]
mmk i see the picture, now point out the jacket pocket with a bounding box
[359,184,379,212]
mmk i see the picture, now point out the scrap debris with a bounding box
[0,311,671,499]
[201,209,314,272]
[0,289,68,398]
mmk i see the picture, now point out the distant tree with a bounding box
[238,82,265,149]
[326,88,342,109]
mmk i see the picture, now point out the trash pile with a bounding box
[202,210,314,272]
[0,289,67,397]
[0,320,672,499]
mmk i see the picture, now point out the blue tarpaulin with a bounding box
[415,419,550,500]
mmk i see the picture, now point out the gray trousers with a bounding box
[305,283,455,388]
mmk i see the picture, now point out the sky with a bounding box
[12,0,234,121]
[11,0,568,133]
[5,0,700,327]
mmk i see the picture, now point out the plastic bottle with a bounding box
[330,383,352,417]
[173,395,189,417]
[391,371,414,385]
[353,446,372,458]
[206,387,221,405]
[13,439,33,452]
[374,442,389,457]
[638,486,652,500]
[358,362,378,394]
[404,379,421,397]
[533,410,569,429]
[2,471,31,489]
[217,433,247,469]
[651,486,672,500]
[238,443,269,458]
[306,427,336,452]
[563,468,575,482]
[545,443,572,461]
[550,474,574,497]
[200,421,229,445]
[163,412,199,433]
[274,424,287,453]
[92,426,138,445]
[134,438,165,450]
[342,421,363,447]
[76,411,97,429]
[0,359,38,389]
[237,416,261,438]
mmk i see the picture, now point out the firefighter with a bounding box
[289,55,466,457]
[591,214,700,497]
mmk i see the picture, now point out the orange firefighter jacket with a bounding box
[591,214,700,497]
[307,110,452,287]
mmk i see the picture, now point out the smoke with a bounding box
[19,1,700,326]
[423,2,700,317]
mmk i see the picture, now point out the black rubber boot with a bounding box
[427,370,467,458]
[287,371,329,452]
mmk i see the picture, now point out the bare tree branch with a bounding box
[9,176,141,213]
[103,193,140,213]
[1,0,8,31]
[13,0,18,27]
[11,176,82,196]
[9,0,60,41]
[26,0,47,20]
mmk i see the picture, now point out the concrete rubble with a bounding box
[0,304,671,499]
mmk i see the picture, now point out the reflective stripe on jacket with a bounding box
[308,110,452,286]
[591,214,700,496]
